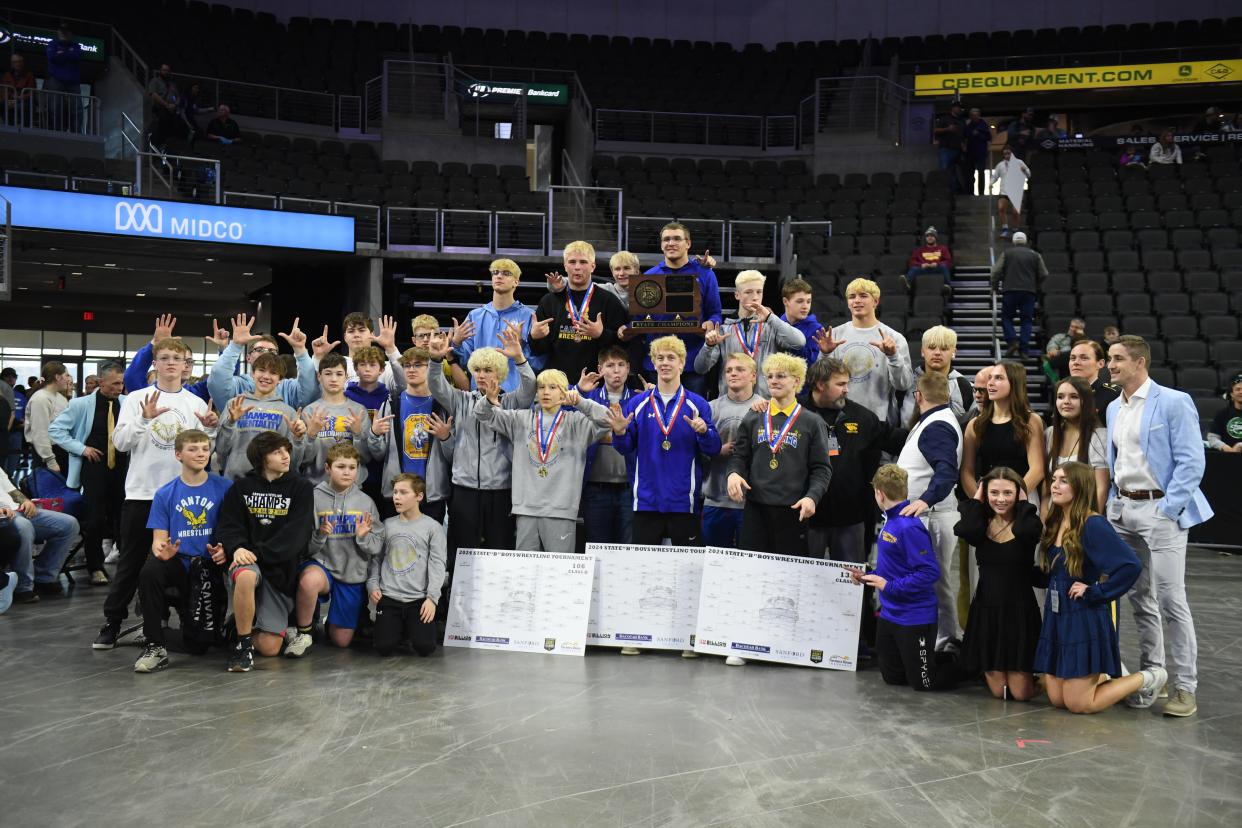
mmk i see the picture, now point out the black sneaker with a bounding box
[14,591,39,604]
[227,640,254,672]
[34,580,63,596]
[93,621,120,650]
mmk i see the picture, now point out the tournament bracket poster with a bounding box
[444,549,595,656]
[693,547,864,670]
[585,544,705,651]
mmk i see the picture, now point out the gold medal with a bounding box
[769,457,779,470]
[538,465,549,477]
[661,439,671,451]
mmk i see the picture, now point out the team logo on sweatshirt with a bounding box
[317,510,362,536]
[880,530,898,543]
[237,408,284,431]
[386,540,420,573]
[149,410,189,449]
[838,342,879,383]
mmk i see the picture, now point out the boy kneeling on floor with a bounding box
[369,473,447,657]
[286,444,384,656]
[216,430,314,672]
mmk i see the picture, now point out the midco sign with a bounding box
[0,187,355,252]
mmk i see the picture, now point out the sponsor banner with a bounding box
[915,59,1242,96]
[444,549,595,657]
[0,187,355,252]
[1039,132,1242,151]
[585,543,705,651]
[8,25,106,62]
[693,547,864,671]
[465,80,569,106]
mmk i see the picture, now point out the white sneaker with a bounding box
[103,539,120,564]
[619,646,640,656]
[725,656,747,666]
[284,631,313,658]
[680,649,699,659]
[134,643,169,673]
[1125,666,1168,709]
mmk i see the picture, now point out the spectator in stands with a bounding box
[26,361,71,474]
[1207,374,1242,451]
[1101,326,1120,348]
[814,277,913,426]
[1067,339,1118,423]
[780,278,823,367]
[991,146,1030,239]
[1223,112,1242,133]
[899,325,972,426]
[1107,335,1210,718]
[1118,143,1145,168]
[933,102,966,193]
[1149,129,1182,165]
[1044,376,1109,511]
[1005,107,1037,159]
[991,231,1047,358]
[43,23,82,131]
[904,226,953,296]
[179,82,212,139]
[146,63,178,150]
[961,360,1045,505]
[205,104,242,144]
[966,367,990,421]
[1045,318,1085,379]
[2,54,36,124]
[964,107,992,196]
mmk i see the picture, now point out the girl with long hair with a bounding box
[955,466,1045,700]
[1044,377,1109,512]
[961,360,1045,500]
[1033,462,1163,714]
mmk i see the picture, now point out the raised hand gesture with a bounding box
[311,325,340,359]
[141,390,170,421]
[346,410,365,436]
[562,389,581,407]
[278,316,308,354]
[153,313,177,344]
[284,409,308,440]
[428,413,453,440]
[208,318,231,350]
[815,326,846,355]
[544,271,566,291]
[372,414,394,437]
[195,401,220,429]
[694,249,717,269]
[427,331,450,359]
[374,314,398,353]
[304,407,327,438]
[528,316,552,341]
[230,312,257,346]
[449,316,476,347]
[703,321,722,347]
[155,538,181,561]
[577,368,601,393]
[318,514,334,536]
[682,414,708,434]
[607,402,633,435]
[226,395,254,425]
[356,511,373,539]
[873,329,898,357]
[497,321,525,361]
[573,311,605,340]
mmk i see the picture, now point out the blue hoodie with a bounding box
[613,387,721,513]
[640,260,723,371]
[783,312,824,366]
[875,502,940,626]
[455,300,542,393]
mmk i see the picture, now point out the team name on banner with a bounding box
[915,59,1242,96]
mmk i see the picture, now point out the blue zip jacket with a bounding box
[124,342,211,403]
[206,341,321,410]
[640,260,723,370]
[455,300,542,394]
[875,502,940,626]
[783,312,824,366]
[46,38,82,85]
[613,387,721,513]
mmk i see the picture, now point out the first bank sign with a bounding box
[0,186,355,252]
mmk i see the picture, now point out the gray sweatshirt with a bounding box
[216,391,307,481]
[898,367,970,427]
[300,397,375,485]
[307,480,384,584]
[694,314,806,396]
[367,513,448,604]
[705,392,764,509]
[428,356,536,490]
[473,395,611,520]
[827,320,913,426]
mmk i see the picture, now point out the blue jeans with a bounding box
[702,505,744,548]
[906,264,951,288]
[1001,290,1037,350]
[4,432,22,476]
[10,508,79,591]
[581,482,633,545]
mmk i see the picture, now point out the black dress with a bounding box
[955,499,1046,674]
[975,419,1029,479]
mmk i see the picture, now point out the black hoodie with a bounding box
[214,469,314,595]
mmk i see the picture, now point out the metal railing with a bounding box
[387,207,439,251]
[0,191,9,301]
[338,95,362,132]
[363,75,383,131]
[623,215,726,259]
[279,196,331,215]
[440,208,493,254]
[4,170,68,189]
[494,211,546,256]
[120,116,221,203]
[175,73,336,127]
[596,109,777,148]
[223,191,277,209]
[334,201,380,248]
[727,220,780,261]
[1,85,100,136]
[71,176,133,196]
[547,185,622,255]
[807,76,911,146]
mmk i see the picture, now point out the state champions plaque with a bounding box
[626,273,703,333]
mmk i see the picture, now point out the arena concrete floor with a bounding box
[2,548,1240,828]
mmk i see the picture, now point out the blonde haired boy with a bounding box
[530,239,628,382]
[696,269,806,397]
[898,324,972,425]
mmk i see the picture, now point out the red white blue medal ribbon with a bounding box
[651,388,685,450]
[566,284,595,326]
[765,403,802,457]
[536,408,565,467]
[734,320,763,358]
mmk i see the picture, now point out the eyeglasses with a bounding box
[155,355,186,364]
[972,387,988,395]
[251,346,278,355]
[490,269,514,277]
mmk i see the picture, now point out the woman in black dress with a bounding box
[961,360,1045,500]
[955,466,1044,701]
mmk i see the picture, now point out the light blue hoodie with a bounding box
[454,300,543,393]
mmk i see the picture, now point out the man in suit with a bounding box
[1106,335,1211,718]
[49,361,128,585]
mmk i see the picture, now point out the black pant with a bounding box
[631,511,703,546]
[138,554,190,647]
[80,459,126,571]
[442,486,514,630]
[875,618,955,691]
[738,501,809,556]
[103,500,152,623]
[374,596,437,656]
[423,499,446,525]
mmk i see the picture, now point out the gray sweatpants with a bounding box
[1109,497,1198,694]
[516,516,577,554]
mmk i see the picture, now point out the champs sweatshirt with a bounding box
[216,391,308,481]
[214,470,315,596]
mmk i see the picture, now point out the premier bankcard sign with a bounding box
[0,186,355,252]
